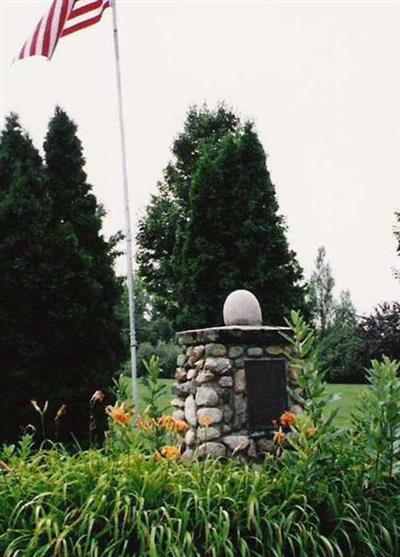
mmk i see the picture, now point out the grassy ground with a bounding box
[326,383,366,427]
[124,377,365,428]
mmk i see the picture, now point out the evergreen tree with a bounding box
[137,104,241,323]
[138,104,305,329]
[0,114,49,441]
[0,110,126,442]
[179,123,305,328]
[40,107,126,438]
[308,246,335,332]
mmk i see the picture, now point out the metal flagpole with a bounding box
[110,0,139,411]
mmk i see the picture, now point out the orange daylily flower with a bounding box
[273,427,286,444]
[158,415,190,434]
[158,415,176,430]
[138,417,157,432]
[160,446,181,461]
[105,403,132,426]
[306,427,317,437]
[280,411,296,428]
[174,420,190,434]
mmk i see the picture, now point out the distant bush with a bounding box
[136,340,180,379]
[359,302,400,370]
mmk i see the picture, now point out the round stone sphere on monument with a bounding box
[223,289,262,326]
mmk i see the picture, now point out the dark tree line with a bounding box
[0,109,126,442]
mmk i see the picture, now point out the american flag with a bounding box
[16,0,110,61]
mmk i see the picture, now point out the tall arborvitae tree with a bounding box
[0,114,50,441]
[40,107,126,438]
[137,104,305,329]
[0,110,125,442]
[179,123,305,328]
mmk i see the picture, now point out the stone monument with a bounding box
[172,289,300,459]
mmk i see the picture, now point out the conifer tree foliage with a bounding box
[137,104,305,329]
[0,114,50,441]
[137,105,242,324]
[0,110,125,442]
[180,123,305,328]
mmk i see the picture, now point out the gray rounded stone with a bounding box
[197,426,221,442]
[176,380,195,397]
[171,398,185,408]
[234,369,245,393]
[223,290,262,326]
[193,345,205,360]
[222,435,249,451]
[246,347,263,357]
[196,386,219,407]
[182,448,194,460]
[204,358,218,371]
[195,370,215,384]
[197,442,226,458]
[172,410,185,421]
[175,368,188,382]
[223,404,234,423]
[266,345,284,356]
[184,395,198,427]
[228,346,244,358]
[197,407,223,424]
[215,358,232,374]
[219,376,233,388]
[177,354,187,367]
[205,343,227,357]
[185,428,196,447]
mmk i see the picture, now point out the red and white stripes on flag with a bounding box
[16,0,110,61]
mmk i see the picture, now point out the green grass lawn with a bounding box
[326,383,366,427]
[123,377,365,428]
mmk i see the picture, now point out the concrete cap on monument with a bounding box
[223,289,262,326]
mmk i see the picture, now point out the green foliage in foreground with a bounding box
[2,314,400,556]
[1,429,400,557]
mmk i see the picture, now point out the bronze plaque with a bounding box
[245,358,288,432]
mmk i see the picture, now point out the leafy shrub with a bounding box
[135,340,180,378]
[359,302,400,371]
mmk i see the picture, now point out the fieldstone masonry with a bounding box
[172,324,301,459]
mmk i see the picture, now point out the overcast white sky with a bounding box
[1,0,399,316]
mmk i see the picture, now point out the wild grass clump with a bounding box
[1,313,400,556]
[1,436,400,557]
